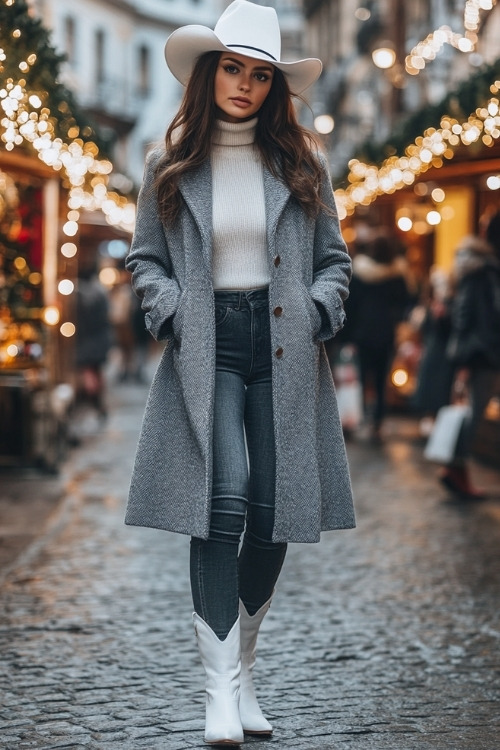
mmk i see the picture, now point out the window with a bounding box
[138,44,150,96]
[64,16,76,66]
[95,29,105,87]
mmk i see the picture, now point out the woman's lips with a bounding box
[230,97,251,108]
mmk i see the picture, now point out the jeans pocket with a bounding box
[214,305,231,327]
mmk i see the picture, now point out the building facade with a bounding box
[32,0,222,185]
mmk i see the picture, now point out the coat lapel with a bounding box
[178,160,213,271]
[263,165,291,254]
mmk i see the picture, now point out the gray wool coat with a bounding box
[125,147,355,543]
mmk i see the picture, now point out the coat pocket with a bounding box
[301,285,322,339]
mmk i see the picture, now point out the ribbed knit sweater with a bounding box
[211,118,270,291]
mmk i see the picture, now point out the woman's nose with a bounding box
[239,78,251,91]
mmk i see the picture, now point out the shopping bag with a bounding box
[423,404,470,464]
[336,381,363,430]
[332,344,363,430]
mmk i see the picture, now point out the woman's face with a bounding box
[214,52,274,123]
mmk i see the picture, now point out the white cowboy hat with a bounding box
[164,0,322,95]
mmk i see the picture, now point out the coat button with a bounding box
[273,306,283,317]
[275,347,284,358]
[273,255,281,267]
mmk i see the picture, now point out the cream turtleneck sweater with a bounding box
[211,118,270,291]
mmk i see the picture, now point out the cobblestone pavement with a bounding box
[1,372,499,750]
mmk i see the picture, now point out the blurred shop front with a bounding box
[0,150,74,471]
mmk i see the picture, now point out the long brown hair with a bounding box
[156,51,326,226]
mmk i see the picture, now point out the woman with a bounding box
[75,263,112,420]
[125,1,355,745]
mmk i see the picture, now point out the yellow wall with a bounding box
[434,186,474,269]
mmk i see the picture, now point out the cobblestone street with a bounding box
[1,372,499,750]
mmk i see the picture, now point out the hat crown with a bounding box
[214,0,281,63]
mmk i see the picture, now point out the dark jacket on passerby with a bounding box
[413,270,455,415]
[413,301,455,414]
[447,237,500,370]
[347,253,412,348]
[75,274,113,367]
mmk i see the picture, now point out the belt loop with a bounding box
[236,292,242,311]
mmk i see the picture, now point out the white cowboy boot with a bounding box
[238,596,273,735]
[193,613,244,746]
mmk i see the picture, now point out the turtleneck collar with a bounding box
[212,117,257,147]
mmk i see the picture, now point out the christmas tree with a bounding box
[0,0,104,148]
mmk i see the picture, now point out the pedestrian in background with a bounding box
[109,270,149,383]
[124,1,354,745]
[109,271,135,382]
[439,224,500,498]
[347,232,414,440]
[75,263,112,420]
[412,266,455,437]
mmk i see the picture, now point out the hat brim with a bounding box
[165,25,322,95]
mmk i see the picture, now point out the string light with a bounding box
[335,87,500,218]
[60,322,76,338]
[0,75,135,234]
[42,306,60,325]
[405,0,496,75]
[57,279,75,295]
[61,242,77,258]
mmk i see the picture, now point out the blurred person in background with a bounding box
[123,1,354,745]
[130,291,150,383]
[109,270,149,383]
[412,266,455,437]
[109,270,135,382]
[347,231,414,440]
[440,219,500,498]
[75,263,112,420]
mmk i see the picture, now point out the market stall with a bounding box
[0,151,74,470]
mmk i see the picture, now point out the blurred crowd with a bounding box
[329,209,500,500]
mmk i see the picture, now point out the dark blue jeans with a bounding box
[190,289,287,639]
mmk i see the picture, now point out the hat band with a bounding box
[226,44,277,62]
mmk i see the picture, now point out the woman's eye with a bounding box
[224,65,239,74]
[255,73,270,82]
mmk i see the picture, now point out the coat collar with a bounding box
[178,158,291,268]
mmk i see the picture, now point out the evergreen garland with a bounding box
[0,0,106,151]
[353,57,500,165]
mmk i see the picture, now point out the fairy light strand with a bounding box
[405,0,496,75]
[0,57,135,232]
[334,84,500,219]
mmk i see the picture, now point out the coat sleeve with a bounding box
[125,148,181,342]
[310,153,352,341]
